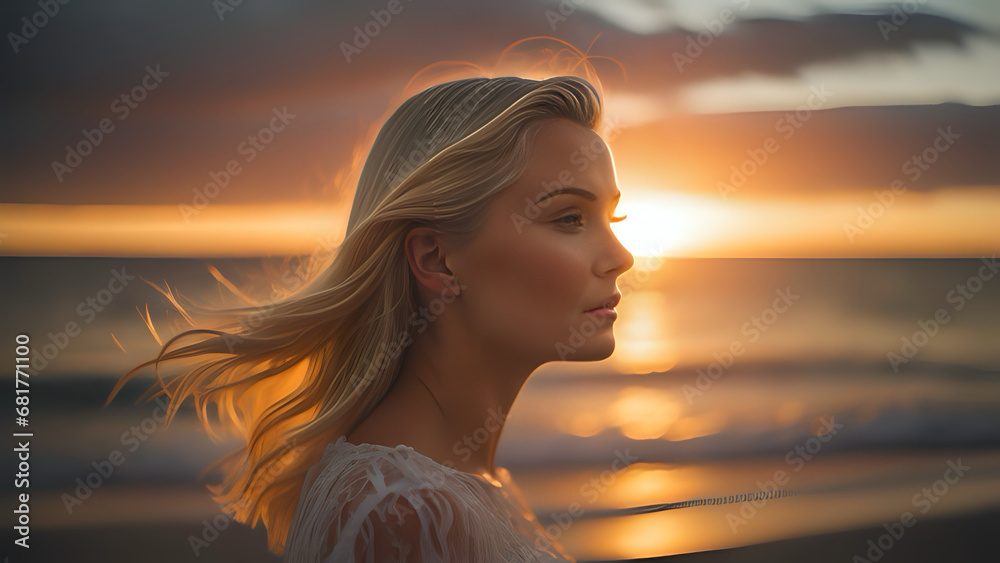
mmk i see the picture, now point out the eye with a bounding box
[555,213,584,227]
[555,213,628,229]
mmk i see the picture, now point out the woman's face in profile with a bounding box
[450,117,634,364]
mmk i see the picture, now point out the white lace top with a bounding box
[283,435,576,562]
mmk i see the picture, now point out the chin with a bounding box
[546,317,618,362]
[583,342,616,361]
[557,338,616,362]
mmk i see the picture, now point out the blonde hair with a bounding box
[106,74,603,554]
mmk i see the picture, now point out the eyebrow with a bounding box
[535,187,622,205]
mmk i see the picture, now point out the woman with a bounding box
[107,74,633,561]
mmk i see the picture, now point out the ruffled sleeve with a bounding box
[283,437,573,563]
[339,483,474,561]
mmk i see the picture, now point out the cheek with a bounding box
[477,234,589,332]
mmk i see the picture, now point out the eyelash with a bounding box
[556,213,628,227]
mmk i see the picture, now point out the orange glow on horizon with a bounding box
[1,186,998,258]
[0,202,348,258]
[610,186,1000,258]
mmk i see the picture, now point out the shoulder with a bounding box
[293,437,463,519]
[286,437,485,561]
[315,436,468,496]
[331,476,474,562]
[285,438,576,562]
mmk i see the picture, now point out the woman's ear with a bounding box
[404,227,461,297]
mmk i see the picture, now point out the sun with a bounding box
[612,189,735,258]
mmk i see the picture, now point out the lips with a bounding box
[586,292,621,312]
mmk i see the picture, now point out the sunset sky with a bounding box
[2,0,998,258]
[6,6,1000,561]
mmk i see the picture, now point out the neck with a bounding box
[388,317,537,478]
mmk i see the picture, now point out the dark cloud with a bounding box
[586,11,991,91]
[1,1,996,205]
[694,12,981,75]
[612,103,1000,195]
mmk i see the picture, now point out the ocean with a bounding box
[2,256,998,561]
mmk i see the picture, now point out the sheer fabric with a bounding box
[283,435,576,562]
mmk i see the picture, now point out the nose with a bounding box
[603,227,634,278]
